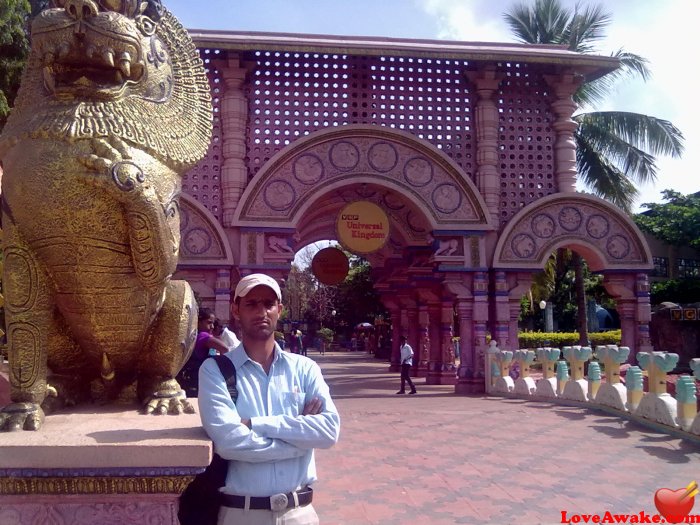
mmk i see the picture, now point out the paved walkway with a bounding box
[310,352,700,525]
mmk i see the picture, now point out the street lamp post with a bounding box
[540,300,553,333]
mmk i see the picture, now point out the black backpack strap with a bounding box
[211,354,238,403]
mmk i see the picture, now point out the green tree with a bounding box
[635,190,700,306]
[504,0,685,344]
[0,0,31,131]
[333,255,387,336]
[635,190,700,250]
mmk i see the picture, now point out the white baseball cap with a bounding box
[234,273,282,302]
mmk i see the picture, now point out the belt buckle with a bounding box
[270,493,288,512]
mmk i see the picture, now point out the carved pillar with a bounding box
[472,271,489,387]
[407,306,419,378]
[454,298,475,389]
[389,307,402,372]
[466,68,503,225]
[492,271,511,349]
[603,272,652,362]
[220,55,253,227]
[545,73,583,194]
[426,303,442,385]
[439,298,457,384]
[618,300,637,356]
[417,303,430,377]
[389,305,410,373]
[214,268,232,323]
[635,273,653,355]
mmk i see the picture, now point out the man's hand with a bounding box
[241,418,251,428]
[302,397,323,416]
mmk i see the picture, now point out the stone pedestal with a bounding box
[0,402,211,525]
[454,373,486,395]
[0,361,10,406]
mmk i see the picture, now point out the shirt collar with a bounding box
[229,341,284,370]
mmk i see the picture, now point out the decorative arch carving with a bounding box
[178,194,234,266]
[233,125,493,231]
[493,194,652,271]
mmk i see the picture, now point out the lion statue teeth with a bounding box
[0,0,212,431]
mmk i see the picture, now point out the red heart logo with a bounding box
[654,488,695,523]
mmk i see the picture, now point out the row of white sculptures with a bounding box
[486,343,700,435]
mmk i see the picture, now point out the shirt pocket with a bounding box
[283,390,307,415]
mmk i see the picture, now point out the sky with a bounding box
[165,0,700,213]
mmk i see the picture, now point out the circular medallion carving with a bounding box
[606,235,631,259]
[293,154,324,184]
[432,183,461,214]
[511,233,536,259]
[406,211,426,233]
[264,180,295,211]
[558,206,583,232]
[329,141,360,170]
[531,213,555,239]
[586,214,610,239]
[403,157,433,187]
[184,227,212,255]
[179,206,190,232]
[382,192,404,211]
[368,142,398,172]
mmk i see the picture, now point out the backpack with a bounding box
[178,355,238,525]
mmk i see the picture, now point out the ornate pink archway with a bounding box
[492,193,653,358]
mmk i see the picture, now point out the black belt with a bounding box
[220,487,313,511]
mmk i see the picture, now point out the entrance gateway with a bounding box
[173,31,652,393]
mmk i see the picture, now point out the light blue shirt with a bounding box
[198,344,340,497]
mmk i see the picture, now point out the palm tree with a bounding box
[504,0,685,344]
[504,0,684,212]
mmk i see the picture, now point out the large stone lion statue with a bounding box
[0,0,212,430]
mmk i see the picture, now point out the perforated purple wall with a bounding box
[497,63,557,224]
[183,49,559,227]
[244,51,476,180]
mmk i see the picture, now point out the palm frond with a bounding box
[576,111,684,159]
[575,133,638,212]
[575,50,650,107]
[503,0,572,45]
[563,3,612,52]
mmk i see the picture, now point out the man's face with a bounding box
[232,286,282,341]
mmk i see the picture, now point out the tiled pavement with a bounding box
[310,352,700,525]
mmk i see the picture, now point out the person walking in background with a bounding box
[289,330,299,354]
[214,318,240,349]
[396,335,417,395]
[198,273,340,524]
[297,330,307,356]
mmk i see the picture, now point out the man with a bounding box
[198,273,340,525]
[297,330,307,357]
[396,335,417,395]
[213,318,240,350]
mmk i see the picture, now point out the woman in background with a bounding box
[177,308,230,397]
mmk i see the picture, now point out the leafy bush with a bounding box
[316,327,335,344]
[518,330,621,349]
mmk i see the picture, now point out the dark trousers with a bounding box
[400,363,416,393]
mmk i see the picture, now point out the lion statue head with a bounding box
[0,0,212,170]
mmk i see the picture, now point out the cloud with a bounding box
[419,0,511,41]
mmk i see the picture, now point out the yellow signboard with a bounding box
[336,201,390,254]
